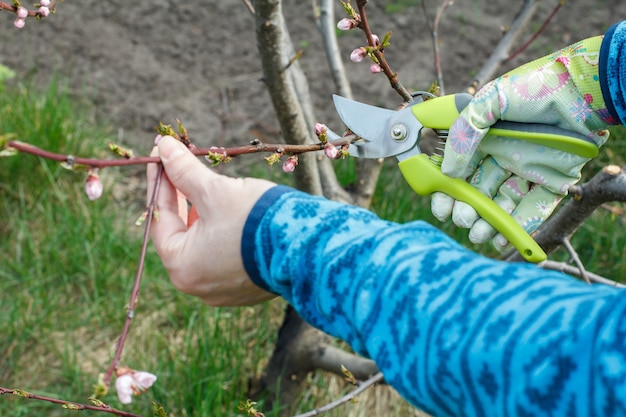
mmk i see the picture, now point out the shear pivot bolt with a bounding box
[391,124,407,141]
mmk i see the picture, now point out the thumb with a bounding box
[157,136,216,210]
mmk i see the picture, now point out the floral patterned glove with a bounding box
[431,35,618,250]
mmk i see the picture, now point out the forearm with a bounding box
[242,186,626,417]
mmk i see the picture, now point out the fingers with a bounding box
[147,136,216,260]
[146,142,188,260]
[472,183,562,252]
[493,185,562,250]
[467,177,527,245]
[443,156,511,230]
[431,192,454,222]
[147,144,188,221]
[156,136,217,215]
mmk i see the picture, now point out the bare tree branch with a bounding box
[430,0,454,95]
[540,260,626,288]
[560,237,591,284]
[291,372,384,417]
[468,0,539,93]
[254,0,323,195]
[314,0,353,99]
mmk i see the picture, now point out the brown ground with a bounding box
[1,1,624,155]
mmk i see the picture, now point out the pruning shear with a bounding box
[331,92,600,263]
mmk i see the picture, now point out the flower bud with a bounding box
[371,34,381,46]
[16,7,28,19]
[336,18,356,31]
[40,0,51,6]
[314,122,327,137]
[314,123,328,142]
[282,155,298,173]
[350,47,367,63]
[84,172,103,201]
[369,64,382,74]
[324,143,339,159]
[13,18,25,29]
[38,6,50,17]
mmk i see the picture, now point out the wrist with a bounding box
[599,20,626,125]
[241,185,297,293]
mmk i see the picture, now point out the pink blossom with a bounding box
[314,123,327,137]
[40,0,51,6]
[370,34,380,46]
[337,18,356,31]
[324,143,339,159]
[350,47,367,63]
[369,64,382,74]
[38,6,50,17]
[115,368,157,405]
[16,7,28,19]
[84,173,103,201]
[13,18,25,29]
[282,155,298,173]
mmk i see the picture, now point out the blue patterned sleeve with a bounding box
[599,20,626,124]
[241,186,626,417]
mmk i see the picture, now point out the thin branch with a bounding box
[355,1,412,102]
[540,260,626,288]
[240,0,255,14]
[291,372,384,417]
[103,164,164,386]
[505,0,564,62]
[314,0,353,99]
[468,0,539,93]
[0,1,55,17]
[430,0,454,95]
[0,387,144,417]
[314,0,382,207]
[6,137,352,168]
[560,236,590,284]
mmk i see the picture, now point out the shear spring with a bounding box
[429,129,448,167]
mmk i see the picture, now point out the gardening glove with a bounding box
[431,34,620,251]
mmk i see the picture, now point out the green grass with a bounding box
[0,80,286,416]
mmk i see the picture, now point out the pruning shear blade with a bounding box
[333,94,422,159]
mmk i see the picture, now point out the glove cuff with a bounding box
[599,20,626,125]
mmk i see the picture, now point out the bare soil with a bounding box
[1,1,624,154]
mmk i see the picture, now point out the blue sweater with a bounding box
[600,20,626,124]
[241,21,626,417]
[242,187,626,417]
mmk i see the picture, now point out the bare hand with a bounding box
[146,136,277,306]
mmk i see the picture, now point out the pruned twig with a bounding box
[540,260,626,288]
[560,236,591,284]
[291,372,384,417]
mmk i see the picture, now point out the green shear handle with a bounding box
[405,94,600,262]
[399,154,545,262]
